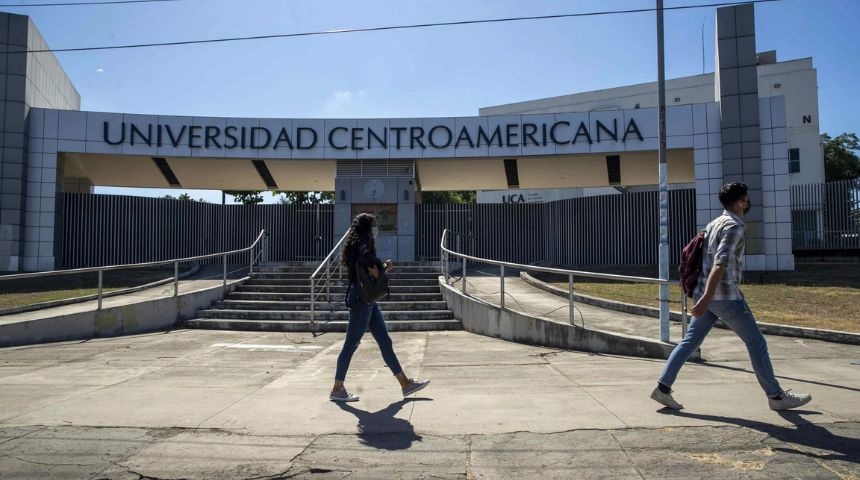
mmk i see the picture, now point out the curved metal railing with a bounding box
[440,229,686,342]
[1,229,268,311]
[309,229,351,328]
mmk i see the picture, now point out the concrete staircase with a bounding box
[184,262,461,332]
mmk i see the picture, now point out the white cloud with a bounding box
[320,89,369,117]
[96,68,104,73]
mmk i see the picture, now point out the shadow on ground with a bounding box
[335,398,433,450]
[663,409,860,465]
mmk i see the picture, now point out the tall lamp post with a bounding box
[656,0,670,342]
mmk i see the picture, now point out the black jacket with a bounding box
[345,233,383,284]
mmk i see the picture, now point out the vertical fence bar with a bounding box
[222,254,227,290]
[568,273,574,325]
[97,269,103,310]
[500,264,505,309]
[173,261,179,297]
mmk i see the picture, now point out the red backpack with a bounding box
[679,231,706,298]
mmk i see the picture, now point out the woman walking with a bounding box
[330,213,430,402]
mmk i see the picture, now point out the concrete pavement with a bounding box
[0,328,857,479]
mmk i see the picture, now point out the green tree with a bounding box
[225,191,265,205]
[163,193,201,202]
[275,191,334,204]
[420,191,476,204]
[823,133,860,181]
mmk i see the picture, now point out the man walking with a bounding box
[651,182,812,411]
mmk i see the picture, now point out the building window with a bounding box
[606,155,621,185]
[788,148,800,173]
[503,159,520,188]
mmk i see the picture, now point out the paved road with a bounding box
[0,328,857,479]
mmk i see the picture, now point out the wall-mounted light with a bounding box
[404,190,409,201]
[774,83,782,89]
[673,97,681,103]
[340,190,346,201]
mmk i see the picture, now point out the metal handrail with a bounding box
[440,229,683,342]
[309,228,351,327]
[1,229,268,311]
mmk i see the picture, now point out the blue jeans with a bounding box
[658,298,782,397]
[334,284,403,381]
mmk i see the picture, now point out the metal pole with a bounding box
[444,250,448,283]
[97,269,103,310]
[462,255,467,295]
[222,253,227,291]
[310,279,315,326]
[440,232,445,277]
[500,265,505,309]
[681,294,689,338]
[325,257,331,303]
[173,261,179,297]
[701,18,706,75]
[657,0,671,342]
[568,273,575,325]
[249,247,254,277]
[442,232,449,284]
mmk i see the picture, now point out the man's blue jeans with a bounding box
[658,298,782,397]
[334,284,403,381]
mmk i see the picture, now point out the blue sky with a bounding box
[9,0,859,203]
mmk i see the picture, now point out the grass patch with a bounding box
[541,262,860,333]
[0,267,176,311]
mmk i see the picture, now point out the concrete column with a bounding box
[714,4,789,270]
[0,12,80,271]
[396,178,417,262]
[0,13,29,271]
[334,161,418,263]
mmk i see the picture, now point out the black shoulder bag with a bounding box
[355,261,390,303]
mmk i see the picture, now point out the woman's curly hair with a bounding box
[340,213,376,266]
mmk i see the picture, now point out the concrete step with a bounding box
[214,300,450,311]
[258,262,439,273]
[254,270,441,279]
[183,318,461,332]
[197,309,455,321]
[235,285,443,294]
[244,277,439,288]
[227,291,444,302]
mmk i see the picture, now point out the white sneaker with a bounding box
[768,390,811,411]
[330,388,359,402]
[650,387,684,410]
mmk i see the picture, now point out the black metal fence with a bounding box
[416,189,697,266]
[791,178,860,251]
[60,194,333,268]
[545,189,696,266]
[56,178,860,270]
[416,203,546,264]
[61,189,699,269]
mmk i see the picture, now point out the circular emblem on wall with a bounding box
[364,179,385,200]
